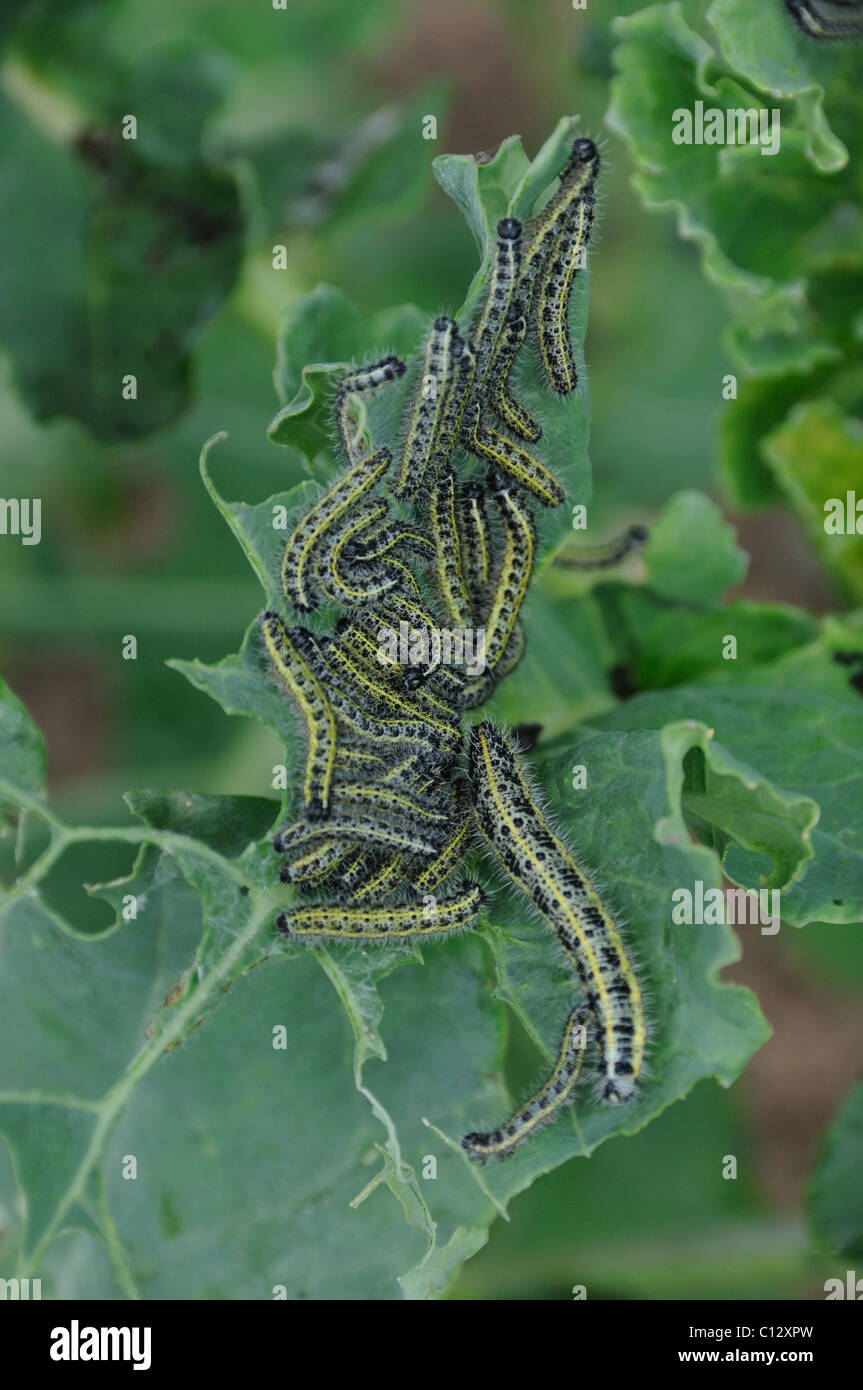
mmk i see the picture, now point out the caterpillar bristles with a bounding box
[276,879,485,943]
[462,1004,590,1162]
[280,447,392,612]
[468,721,647,1105]
[335,356,406,463]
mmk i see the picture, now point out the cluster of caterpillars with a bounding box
[264,136,647,1159]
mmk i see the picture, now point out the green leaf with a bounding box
[596,635,863,925]
[0,51,243,441]
[810,1082,863,1261]
[708,0,853,173]
[644,490,748,604]
[607,3,863,343]
[763,399,863,602]
[268,285,426,459]
[0,676,45,802]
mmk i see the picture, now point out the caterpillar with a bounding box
[468,722,647,1103]
[289,629,448,766]
[463,398,564,507]
[481,481,536,673]
[325,639,462,746]
[410,785,474,893]
[554,523,648,569]
[276,879,485,942]
[259,611,337,820]
[458,481,492,618]
[471,218,522,384]
[273,811,443,859]
[519,137,600,319]
[784,0,863,38]
[347,852,410,904]
[486,303,542,443]
[394,317,463,499]
[278,839,349,886]
[280,447,392,612]
[315,499,398,608]
[535,196,594,396]
[335,356,406,463]
[430,468,474,630]
[462,1005,590,1161]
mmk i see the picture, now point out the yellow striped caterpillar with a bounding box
[394,317,464,500]
[463,398,564,507]
[335,356,406,463]
[468,722,647,1105]
[260,611,337,820]
[280,447,392,612]
[462,1004,589,1161]
[276,879,485,942]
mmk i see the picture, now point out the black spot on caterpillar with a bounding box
[276,878,485,941]
[335,356,406,463]
[280,447,392,612]
[554,523,648,569]
[259,611,337,820]
[519,137,600,321]
[462,1004,590,1161]
[785,0,863,39]
[468,721,647,1103]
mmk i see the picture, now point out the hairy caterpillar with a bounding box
[463,398,564,507]
[462,1004,589,1161]
[481,481,536,673]
[276,879,485,942]
[471,218,522,384]
[335,356,406,463]
[393,317,463,499]
[486,303,542,443]
[278,839,349,885]
[290,628,448,766]
[315,499,399,607]
[410,786,474,893]
[458,481,493,619]
[430,468,474,629]
[347,852,409,904]
[280,447,392,612]
[461,622,526,710]
[785,0,863,37]
[259,611,337,820]
[519,137,600,319]
[273,811,443,859]
[468,722,646,1103]
[535,196,594,396]
[554,523,648,569]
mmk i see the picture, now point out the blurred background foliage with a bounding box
[0,0,860,1299]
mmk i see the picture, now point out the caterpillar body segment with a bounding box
[280,447,392,612]
[277,879,485,942]
[462,1005,590,1161]
[467,722,646,1104]
[259,611,337,819]
[336,356,406,463]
